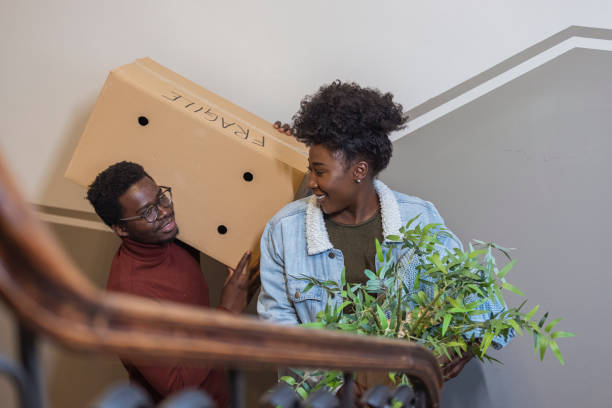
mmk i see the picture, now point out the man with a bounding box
[87,161,255,407]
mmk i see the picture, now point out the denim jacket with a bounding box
[257,180,511,348]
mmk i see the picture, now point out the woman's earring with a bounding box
[354,179,361,184]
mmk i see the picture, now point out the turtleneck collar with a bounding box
[120,238,172,263]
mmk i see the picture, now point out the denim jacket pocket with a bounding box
[288,283,325,322]
[288,283,323,303]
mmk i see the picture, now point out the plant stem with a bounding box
[411,281,448,333]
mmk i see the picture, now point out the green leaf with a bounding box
[468,310,489,316]
[375,238,384,263]
[481,353,503,364]
[302,282,314,293]
[338,322,359,331]
[448,297,461,308]
[492,285,504,307]
[289,368,305,377]
[536,332,548,360]
[363,291,375,306]
[506,318,523,335]
[376,304,388,331]
[446,340,466,349]
[442,314,452,336]
[545,317,562,333]
[431,253,447,273]
[417,291,428,305]
[551,331,576,339]
[346,285,356,301]
[448,307,468,314]
[465,298,486,310]
[405,214,421,229]
[515,299,528,311]
[279,376,295,386]
[537,312,549,328]
[301,322,324,329]
[414,272,421,290]
[386,234,401,241]
[525,304,540,320]
[338,301,352,312]
[467,248,488,259]
[501,282,525,296]
[296,387,307,400]
[549,340,564,365]
[341,267,346,286]
[480,332,494,355]
[467,284,485,297]
[497,259,516,279]
[491,243,514,261]
[364,269,377,281]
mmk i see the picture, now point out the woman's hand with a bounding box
[273,120,294,136]
[438,345,477,381]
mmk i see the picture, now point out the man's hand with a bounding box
[219,251,259,313]
[273,120,294,136]
[438,348,475,381]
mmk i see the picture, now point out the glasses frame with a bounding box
[119,186,173,224]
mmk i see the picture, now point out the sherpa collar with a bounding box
[305,179,402,255]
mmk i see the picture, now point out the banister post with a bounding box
[341,372,354,408]
[19,323,45,408]
[228,369,245,408]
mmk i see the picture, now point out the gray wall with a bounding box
[383,47,612,407]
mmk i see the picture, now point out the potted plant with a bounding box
[282,215,574,399]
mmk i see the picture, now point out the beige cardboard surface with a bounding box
[66,58,307,267]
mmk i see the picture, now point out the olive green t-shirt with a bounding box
[325,210,384,284]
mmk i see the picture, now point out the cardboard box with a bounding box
[66,58,307,267]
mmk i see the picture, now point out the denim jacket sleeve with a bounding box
[402,200,513,349]
[257,220,299,325]
[429,203,514,349]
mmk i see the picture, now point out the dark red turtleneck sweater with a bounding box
[106,238,228,407]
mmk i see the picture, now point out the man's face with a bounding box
[307,144,358,216]
[113,176,179,244]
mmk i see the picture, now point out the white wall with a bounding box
[1,0,612,212]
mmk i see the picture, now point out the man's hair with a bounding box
[292,80,407,176]
[86,161,152,227]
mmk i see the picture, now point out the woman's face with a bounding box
[307,144,358,215]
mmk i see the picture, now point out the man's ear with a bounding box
[353,160,369,182]
[111,223,129,238]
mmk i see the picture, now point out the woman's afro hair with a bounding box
[292,80,407,175]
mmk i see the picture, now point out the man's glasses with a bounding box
[120,186,173,223]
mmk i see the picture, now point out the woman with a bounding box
[257,81,507,380]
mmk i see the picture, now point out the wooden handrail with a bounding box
[0,154,443,407]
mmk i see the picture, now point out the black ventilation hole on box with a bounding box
[138,116,149,126]
[217,225,228,235]
[243,172,254,182]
